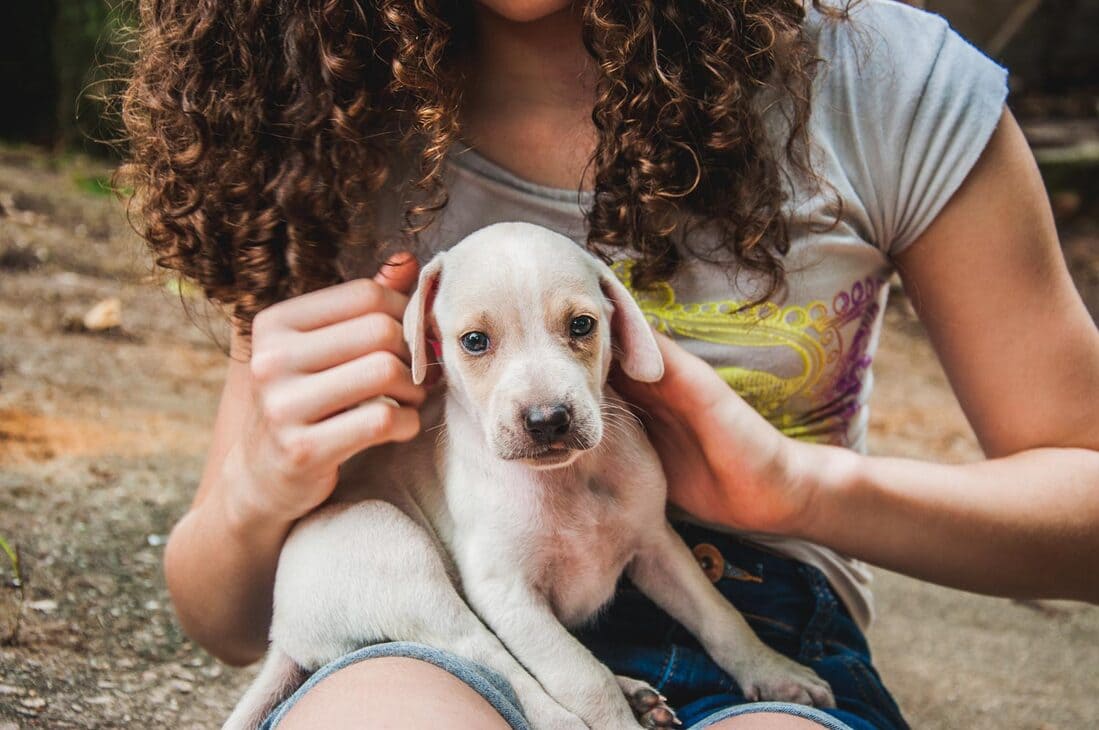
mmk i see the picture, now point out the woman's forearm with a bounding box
[164,443,294,666]
[795,444,1099,602]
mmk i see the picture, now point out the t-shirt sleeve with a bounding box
[814,0,1010,257]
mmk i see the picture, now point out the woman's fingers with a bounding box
[263,351,425,425]
[305,401,422,466]
[251,254,420,373]
[255,277,409,334]
[284,312,411,373]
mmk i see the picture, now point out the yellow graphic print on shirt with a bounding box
[613,261,884,445]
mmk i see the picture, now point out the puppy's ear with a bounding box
[404,254,444,385]
[596,262,664,383]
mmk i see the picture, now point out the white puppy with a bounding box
[224,222,834,730]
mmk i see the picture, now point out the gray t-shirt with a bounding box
[342,0,1008,628]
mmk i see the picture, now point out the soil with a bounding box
[0,148,1097,729]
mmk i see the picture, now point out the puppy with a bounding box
[224,222,833,730]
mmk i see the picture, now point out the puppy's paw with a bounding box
[735,654,835,708]
[615,675,680,728]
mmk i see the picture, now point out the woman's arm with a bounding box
[795,109,1099,601]
[165,258,425,665]
[801,446,1099,602]
[614,109,1099,602]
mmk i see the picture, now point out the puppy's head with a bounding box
[405,222,663,469]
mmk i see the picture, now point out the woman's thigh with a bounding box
[261,642,531,729]
[277,657,514,730]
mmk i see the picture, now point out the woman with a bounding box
[122,0,1099,728]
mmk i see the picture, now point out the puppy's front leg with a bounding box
[461,570,643,730]
[628,522,835,708]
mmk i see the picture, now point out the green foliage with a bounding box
[54,0,136,154]
[0,534,23,645]
[74,173,123,197]
[0,536,19,584]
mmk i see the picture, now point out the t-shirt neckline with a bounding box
[447,142,595,206]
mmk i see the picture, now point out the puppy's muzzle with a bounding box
[523,403,572,445]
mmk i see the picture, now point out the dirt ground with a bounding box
[0,147,1096,729]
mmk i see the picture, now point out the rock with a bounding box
[170,667,195,682]
[27,599,58,614]
[147,686,170,705]
[169,679,193,694]
[82,298,121,332]
[0,246,43,272]
[19,696,46,709]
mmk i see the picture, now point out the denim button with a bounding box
[692,543,725,582]
[693,542,764,584]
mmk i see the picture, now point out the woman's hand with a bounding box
[166,255,430,664]
[610,333,820,536]
[230,254,427,524]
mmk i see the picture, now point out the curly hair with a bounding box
[121,0,847,335]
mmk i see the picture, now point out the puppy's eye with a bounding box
[569,315,595,338]
[460,331,490,354]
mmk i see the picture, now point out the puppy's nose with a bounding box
[524,404,572,444]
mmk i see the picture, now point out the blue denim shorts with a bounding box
[575,523,909,729]
[261,523,908,729]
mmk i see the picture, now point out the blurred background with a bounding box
[0,1,1097,728]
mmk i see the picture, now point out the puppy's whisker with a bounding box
[601,406,638,423]
[603,395,649,422]
[429,421,451,450]
[600,402,643,429]
[593,417,633,451]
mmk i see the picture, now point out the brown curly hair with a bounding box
[121,0,846,335]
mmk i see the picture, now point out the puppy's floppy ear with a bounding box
[403,253,444,385]
[596,261,664,383]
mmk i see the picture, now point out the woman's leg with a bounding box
[277,657,514,730]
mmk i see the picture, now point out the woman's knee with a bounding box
[277,656,515,730]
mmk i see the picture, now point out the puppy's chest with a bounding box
[526,485,641,627]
